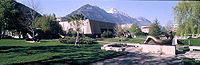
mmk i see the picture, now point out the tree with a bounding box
[67,13,85,46]
[33,14,63,39]
[174,1,200,36]
[128,22,142,35]
[114,25,124,37]
[0,0,20,38]
[148,19,162,36]
[101,31,113,38]
[19,0,41,38]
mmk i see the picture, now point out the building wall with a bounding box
[141,26,149,33]
[169,24,178,32]
[59,19,116,35]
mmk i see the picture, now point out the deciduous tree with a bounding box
[67,13,85,46]
[174,1,200,36]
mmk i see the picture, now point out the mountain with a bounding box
[65,4,151,27]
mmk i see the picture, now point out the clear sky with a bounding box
[16,0,179,26]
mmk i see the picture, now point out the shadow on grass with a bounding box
[0,44,125,65]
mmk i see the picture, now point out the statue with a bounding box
[144,31,174,45]
[26,33,40,42]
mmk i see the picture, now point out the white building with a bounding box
[56,17,67,22]
[121,24,132,29]
[168,24,178,32]
[141,26,149,33]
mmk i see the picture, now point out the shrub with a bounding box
[101,31,113,38]
[59,37,97,44]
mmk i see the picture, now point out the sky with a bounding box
[16,0,180,26]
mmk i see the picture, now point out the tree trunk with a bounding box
[75,31,79,46]
[2,30,5,38]
[19,31,21,39]
[32,30,35,38]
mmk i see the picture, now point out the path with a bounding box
[91,41,187,65]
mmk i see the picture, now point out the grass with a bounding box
[98,38,145,43]
[0,39,125,65]
[183,58,200,65]
[179,38,200,46]
[98,38,148,43]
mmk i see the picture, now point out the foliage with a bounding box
[101,31,113,38]
[0,0,42,39]
[128,22,143,35]
[148,19,162,36]
[59,37,97,44]
[33,14,63,39]
[67,13,85,46]
[0,39,125,65]
[174,2,200,36]
[0,0,21,38]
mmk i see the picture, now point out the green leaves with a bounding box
[128,22,142,35]
[149,19,162,36]
[67,13,85,22]
[174,1,200,36]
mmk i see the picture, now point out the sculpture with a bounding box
[144,31,174,45]
[26,33,40,42]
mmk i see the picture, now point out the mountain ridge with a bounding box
[65,4,151,27]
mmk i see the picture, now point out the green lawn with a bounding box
[179,38,200,46]
[98,38,146,43]
[183,58,200,65]
[0,39,125,65]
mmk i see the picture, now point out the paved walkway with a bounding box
[91,41,188,65]
[91,49,185,65]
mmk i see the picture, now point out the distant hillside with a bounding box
[65,4,151,27]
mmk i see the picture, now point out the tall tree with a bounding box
[0,0,20,38]
[174,1,200,36]
[148,19,162,36]
[67,13,85,46]
[20,0,41,38]
[33,14,63,39]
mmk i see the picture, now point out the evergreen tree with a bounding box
[148,19,162,36]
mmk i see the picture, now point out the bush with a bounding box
[101,31,113,38]
[59,37,97,44]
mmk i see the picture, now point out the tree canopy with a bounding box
[128,22,142,35]
[0,0,22,38]
[33,14,63,39]
[174,1,200,36]
[67,13,85,46]
[148,19,162,36]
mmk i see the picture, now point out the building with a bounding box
[141,26,149,33]
[59,19,117,37]
[121,24,132,29]
[168,24,178,32]
[56,17,67,22]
